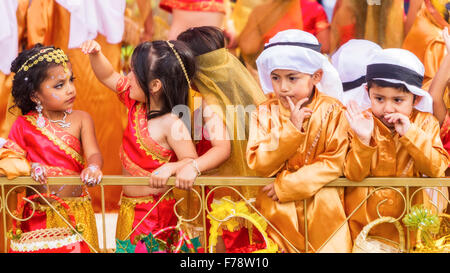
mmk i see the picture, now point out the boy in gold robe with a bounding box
[344,48,450,244]
[246,29,352,253]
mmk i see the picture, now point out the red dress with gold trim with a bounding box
[5,113,84,176]
[3,113,100,251]
[115,76,178,242]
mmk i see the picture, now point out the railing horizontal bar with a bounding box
[1,176,450,187]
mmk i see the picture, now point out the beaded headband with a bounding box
[17,48,69,74]
[166,41,191,87]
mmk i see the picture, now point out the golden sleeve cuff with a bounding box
[344,130,377,182]
[399,121,450,177]
[246,108,305,177]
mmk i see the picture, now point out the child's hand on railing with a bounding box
[31,162,47,185]
[149,164,173,188]
[81,164,103,186]
[80,40,102,55]
[175,159,200,191]
[262,182,279,202]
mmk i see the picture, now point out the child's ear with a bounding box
[30,92,42,104]
[149,79,162,94]
[312,69,323,84]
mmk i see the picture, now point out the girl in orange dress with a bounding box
[81,39,200,245]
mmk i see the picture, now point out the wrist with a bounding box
[190,159,201,176]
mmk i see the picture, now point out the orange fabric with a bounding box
[26,1,127,212]
[402,1,450,107]
[159,0,225,13]
[262,0,303,44]
[247,91,352,253]
[0,0,30,253]
[344,110,450,243]
[0,0,29,138]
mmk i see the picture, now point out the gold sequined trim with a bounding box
[133,104,172,163]
[24,115,85,166]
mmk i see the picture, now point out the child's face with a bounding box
[35,64,76,112]
[127,70,146,103]
[270,69,321,109]
[368,84,417,129]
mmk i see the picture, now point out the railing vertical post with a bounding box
[1,184,6,253]
[304,199,308,253]
[201,185,208,252]
[100,184,107,252]
[405,186,410,253]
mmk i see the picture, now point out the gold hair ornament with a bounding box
[17,48,69,74]
[166,41,191,87]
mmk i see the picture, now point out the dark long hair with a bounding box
[131,40,196,120]
[10,44,62,114]
[177,26,225,57]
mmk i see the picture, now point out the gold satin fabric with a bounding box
[330,0,405,54]
[194,48,267,177]
[402,2,450,108]
[37,196,99,252]
[0,0,30,252]
[344,109,450,243]
[246,90,352,253]
[176,49,268,231]
[0,148,30,179]
[26,1,127,212]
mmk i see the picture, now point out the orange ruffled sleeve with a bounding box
[246,100,306,178]
[0,148,30,179]
[399,118,450,177]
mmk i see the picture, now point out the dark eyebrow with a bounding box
[287,73,300,77]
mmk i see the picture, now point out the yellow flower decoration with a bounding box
[207,197,279,253]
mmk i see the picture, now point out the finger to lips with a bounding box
[286,96,296,111]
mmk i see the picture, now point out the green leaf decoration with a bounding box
[115,239,136,253]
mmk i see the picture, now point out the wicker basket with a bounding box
[8,193,90,253]
[352,216,405,253]
[413,213,450,253]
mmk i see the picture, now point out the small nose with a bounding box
[280,79,289,93]
[383,101,395,114]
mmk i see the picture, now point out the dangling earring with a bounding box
[36,101,45,128]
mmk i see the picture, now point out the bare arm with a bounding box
[404,0,424,36]
[78,111,103,186]
[150,114,199,190]
[429,28,450,125]
[194,100,231,173]
[80,40,122,92]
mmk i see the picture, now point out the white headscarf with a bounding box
[331,39,382,110]
[362,48,433,114]
[256,29,344,103]
[0,0,18,74]
[56,0,126,48]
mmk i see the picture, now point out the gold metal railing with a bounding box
[1,176,449,253]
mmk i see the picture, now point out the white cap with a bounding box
[256,29,344,103]
[331,39,382,110]
[363,48,433,113]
